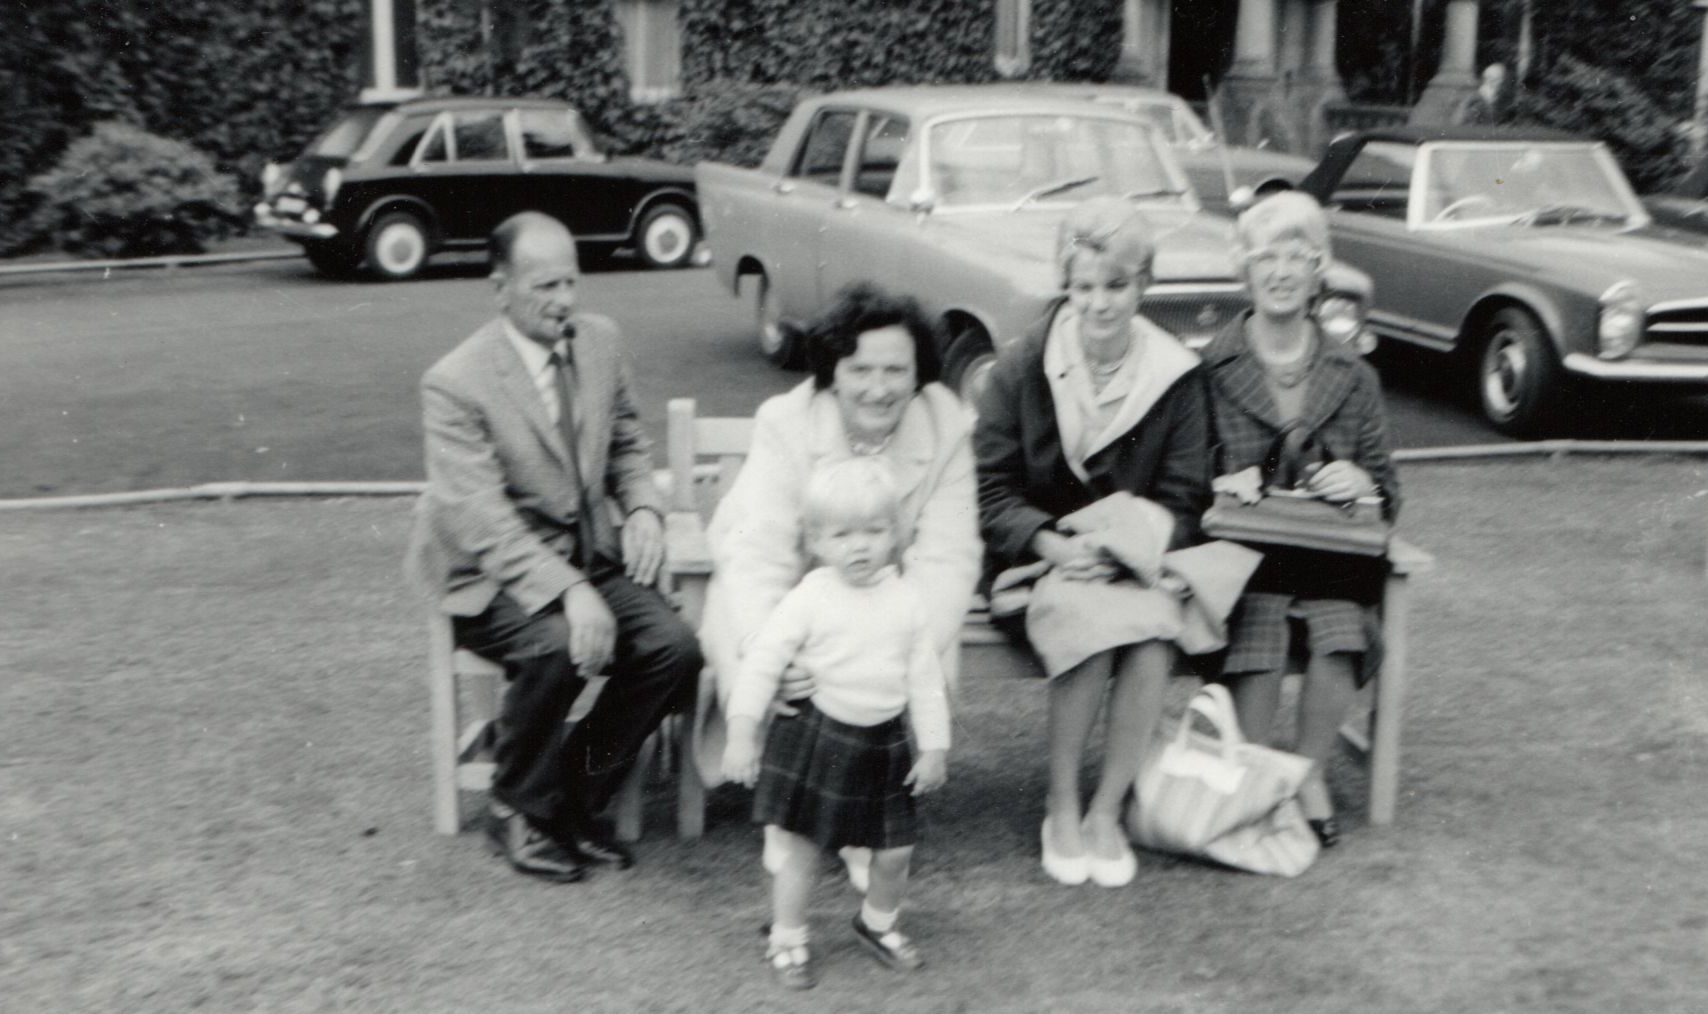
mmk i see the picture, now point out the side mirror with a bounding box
[1185,135,1218,154]
[1228,186,1256,213]
[909,188,937,215]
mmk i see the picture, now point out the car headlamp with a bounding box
[322,167,343,204]
[1597,280,1644,359]
[1315,292,1374,355]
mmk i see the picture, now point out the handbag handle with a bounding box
[1261,423,1337,492]
[1174,683,1247,761]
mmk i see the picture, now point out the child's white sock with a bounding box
[859,901,898,934]
[769,923,809,950]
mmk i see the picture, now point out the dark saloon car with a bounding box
[255,96,700,279]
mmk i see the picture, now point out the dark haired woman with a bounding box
[694,282,982,881]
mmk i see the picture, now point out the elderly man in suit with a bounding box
[408,212,700,882]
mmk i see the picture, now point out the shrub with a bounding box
[16,122,244,259]
[660,82,808,167]
[1511,55,1691,193]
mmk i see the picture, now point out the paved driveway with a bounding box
[3,255,1705,498]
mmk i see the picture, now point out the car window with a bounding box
[852,115,909,200]
[387,114,438,166]
[453,110,510,162]
[1418,144,1634,223]
[417,119,449,164]
[1330,141,1416,219]
[928,114,1183,209]
[519,108,581,159]
[792,110,858,184]
[307,107,388,158]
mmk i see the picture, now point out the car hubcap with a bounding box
[645,213,691,265]
[757,279,784,357]
[376,223,424,275]
[1482,329,1527,419]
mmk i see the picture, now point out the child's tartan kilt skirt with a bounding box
[751,699,918,851]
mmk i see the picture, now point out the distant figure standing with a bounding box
[1457,63,1509,125]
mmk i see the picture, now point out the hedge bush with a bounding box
[13,122,244,259]
[1512,56,1691,193]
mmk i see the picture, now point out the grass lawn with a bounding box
[4,456,1706,1013]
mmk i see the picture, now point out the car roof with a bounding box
[1352,124,1587,145]
[354,94,574,115]
[806,85,1155,120]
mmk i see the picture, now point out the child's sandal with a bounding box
[852,915,925,972]
[766,943,816,990]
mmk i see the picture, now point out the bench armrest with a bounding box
[666,510,712,577]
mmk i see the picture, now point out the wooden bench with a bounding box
[662,397,1434,828]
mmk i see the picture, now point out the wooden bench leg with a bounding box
[428,615,463,836]
[1369,572,1411,826]
[613,739,651,843]
[676,711,705,840]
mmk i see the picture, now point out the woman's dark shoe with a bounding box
[1308,816,1341,849]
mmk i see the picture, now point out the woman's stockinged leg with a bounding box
[864,845,913,915]
[1295,651,1358,820]
[770,827,820,935]
[1083,640,1171,858]
[1229,668,1285,744]
[1045,651,1115,856]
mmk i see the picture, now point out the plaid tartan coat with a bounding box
[1201,315,1402,520]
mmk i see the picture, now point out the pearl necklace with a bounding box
[848,431,894,456]
[1253,334,1313,389]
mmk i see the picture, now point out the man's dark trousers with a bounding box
[454,562,701,828]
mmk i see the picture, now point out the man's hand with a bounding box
[622,508,665,587]
[563,580,616,675]
[769,663,815,718]
[1212,466,1264,504]
[905,749,948,796]
[1304,461,1375,503]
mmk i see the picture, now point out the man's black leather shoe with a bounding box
[485,810,587,883]
[565,817,635,870]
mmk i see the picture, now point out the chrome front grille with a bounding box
[1142,284,1249,349]
[1645,300,1708,346]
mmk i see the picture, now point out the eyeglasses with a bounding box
[1243,246,1324,273]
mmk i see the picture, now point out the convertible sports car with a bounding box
[1297,127,1708,434]
[697,86,1371,401]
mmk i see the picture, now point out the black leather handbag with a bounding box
[1201,426,1390,558]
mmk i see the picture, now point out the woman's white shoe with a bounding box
[1040,817,1089,886]
[1083,817,1137,887]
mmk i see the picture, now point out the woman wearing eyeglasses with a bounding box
[1203,191,1402,848]
[974,197,1217,888]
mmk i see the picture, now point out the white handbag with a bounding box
[1127,683,1321,877]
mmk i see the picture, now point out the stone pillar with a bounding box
[1299,0,1345,153]
[1222,0,1291,149]
[359,0,420,101]
[1278,0,1308,83]
[1694,1,1708,158]
[1412,0,1480,124]
[1112,0,1170,87]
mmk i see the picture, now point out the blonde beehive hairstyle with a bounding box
[1055,195,1157,289]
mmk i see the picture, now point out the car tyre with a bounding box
[945,322,997,408]
[364,211,431,281]
[1476,306,1566,436]
[635,203,698,270]
[754,272,803,369]
[303,242,362,279]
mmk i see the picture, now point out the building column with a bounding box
[1412,0,1480,124]
[1278,0,1308,83]
[360,0,420,101]
[1112,0,1170,87]
[1694,0,1708,158]
[1222,0,1292,149]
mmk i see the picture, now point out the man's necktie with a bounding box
[548,348,597,570]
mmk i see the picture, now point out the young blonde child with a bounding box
[722,456,950,991]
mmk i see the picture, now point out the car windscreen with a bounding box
[306,107,390,159]
[927,114,1185,209]
[1419,144,1636,224]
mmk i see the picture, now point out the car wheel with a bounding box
[1477,306,1566,436]
[364,211,431,280]
[945,322,997,407]
[635,203,698,270]
[754,272,802,369]
[303,242,361,278]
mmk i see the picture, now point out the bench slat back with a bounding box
[667,398,755,519]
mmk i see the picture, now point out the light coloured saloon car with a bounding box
[695,86,1371,400]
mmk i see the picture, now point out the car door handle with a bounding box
[773,181,795,195]
[833,197,857,211]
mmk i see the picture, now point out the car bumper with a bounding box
[1563,352,1708,383]
[253,204,340,241]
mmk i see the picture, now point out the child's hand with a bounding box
[905,750,947,796]
[722,739,761,787]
